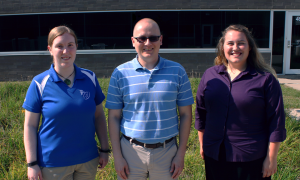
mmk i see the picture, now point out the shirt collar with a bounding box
[49,63,85,82]
[132,55,165,71]
[217,63,258,76]
[241,64,258,76]
[216,64,227,74]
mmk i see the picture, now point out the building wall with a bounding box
[0,53,271,81]
[0,0,283,81]
[0,0,299,14]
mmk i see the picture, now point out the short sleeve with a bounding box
[264,74,286,142]
[22,80,43,113]
[105,69,124,109]
[94,76,105,106]
[176,67,194,106]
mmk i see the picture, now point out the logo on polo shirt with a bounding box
[79,90,90,100]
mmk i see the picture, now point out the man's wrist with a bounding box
[175,148,186,158]
[112,151,123,159]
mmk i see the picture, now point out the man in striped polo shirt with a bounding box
[106,18,194,180]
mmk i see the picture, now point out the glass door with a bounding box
[285,11,300,74]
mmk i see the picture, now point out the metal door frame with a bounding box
[284,11,300,74]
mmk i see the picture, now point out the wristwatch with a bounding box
[99,149,111,153]
[27,161,38,167]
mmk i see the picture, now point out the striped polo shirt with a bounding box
[105,55,194,144]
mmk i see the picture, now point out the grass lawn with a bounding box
[0,78,299,180]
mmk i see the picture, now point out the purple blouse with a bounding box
[195,64,286,162]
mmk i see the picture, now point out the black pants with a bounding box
[204,143,271,180]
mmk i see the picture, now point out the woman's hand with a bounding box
[199,146,205,160]
[98,152,109,169]
[27,165,43,180]
[262,156,277,178]
[262,142,281,178]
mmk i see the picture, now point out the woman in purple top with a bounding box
[195,24,286,180]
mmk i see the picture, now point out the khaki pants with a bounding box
[41,156,99,180]
[118,136,178,180]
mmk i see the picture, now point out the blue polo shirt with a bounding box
[23,64,105,167]
[105,55,194,144]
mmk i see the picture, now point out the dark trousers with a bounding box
[204,143,271,180]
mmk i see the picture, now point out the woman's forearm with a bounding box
[198,130,205,146]
[267,142,281,161]
[24,110,40,163]
[95,104,109,150]
[24,126,38,162]
[95,117,109,150]
[198,130,205,159]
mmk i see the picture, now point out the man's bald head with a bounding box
[133,18,161,36]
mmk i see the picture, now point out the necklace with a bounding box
[55,70,75,85]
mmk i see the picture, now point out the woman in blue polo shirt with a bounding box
[23,26,110,180]
[195,24,286,180]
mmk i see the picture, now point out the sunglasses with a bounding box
[134,35,161,43]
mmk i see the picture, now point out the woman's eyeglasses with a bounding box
[134,36,161,43]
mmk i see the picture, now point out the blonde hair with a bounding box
[48,26,78,47]
[214,24,277,78]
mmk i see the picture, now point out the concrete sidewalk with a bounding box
[278,77,300,120]
[278,78,300,91]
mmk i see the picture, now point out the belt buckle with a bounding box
[144,142,163,148]
[138,137,172,148]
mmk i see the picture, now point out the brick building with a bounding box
[0,0,299,81]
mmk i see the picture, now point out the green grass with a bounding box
[0,79,299,180]
[280,84,300,109]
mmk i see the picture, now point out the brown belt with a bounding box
[123,135,175,149]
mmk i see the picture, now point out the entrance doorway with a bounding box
[285,11,300,74]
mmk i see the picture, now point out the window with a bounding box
[272,11,285,73]
[0,15,39,51]
[0,10,271,51]
[85,12,132,49]
[225,11,270,48]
